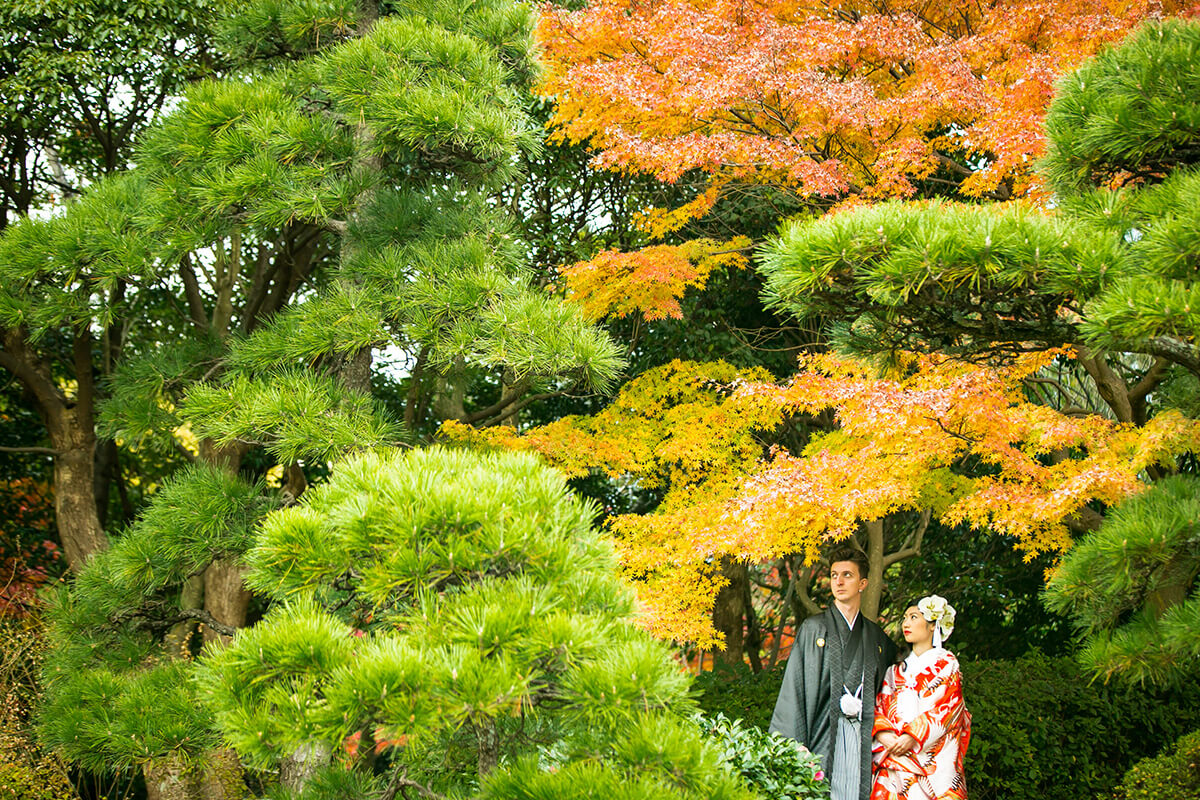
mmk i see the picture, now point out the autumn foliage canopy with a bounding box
[447,352,1200,646]
[538,0,1198,207]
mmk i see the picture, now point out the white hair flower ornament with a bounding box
[917,594,956,648]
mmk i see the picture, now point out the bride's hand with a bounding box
[888,733,918,756]
[875,731,899,750]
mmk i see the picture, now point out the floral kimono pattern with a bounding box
[870,648,971,800]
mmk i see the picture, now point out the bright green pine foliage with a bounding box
[39,466,267,771]
[1045,475,1200,685]
[757,19,1200,377]
[760,199,1114,355]
[1041,19,1200,195]
[116,0,621,436]
[197,447,752,800]
[28,1,621,793]
[0,174,153,337]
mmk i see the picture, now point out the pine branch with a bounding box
[379,766,445,800]
[170,608,239,639]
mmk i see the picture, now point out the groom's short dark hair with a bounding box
[828,544,870,579]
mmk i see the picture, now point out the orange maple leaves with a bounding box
[537,0,1195,203]
[445,353,1200,647]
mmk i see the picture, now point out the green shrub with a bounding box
[694,664,787,730]
[1118,730,1200,800]
[697,713,828,800]
[696,653,1200,800]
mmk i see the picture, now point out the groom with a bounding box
[770,545,897,800]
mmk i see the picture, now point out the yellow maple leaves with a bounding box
[560,237,751,322]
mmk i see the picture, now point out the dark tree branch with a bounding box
[882,508,932,568]
[0,445,58,455]
[480,391,569,427]
[378,766,445,800]
[179,253,211,333]
[163,608,239,638]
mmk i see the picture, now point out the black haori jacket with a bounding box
[769,607,898,800]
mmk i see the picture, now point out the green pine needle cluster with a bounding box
[183,370,406,463]
[39,465,266,771]
[198,447,751,798]
[1045,475,1200,684]
[216,0,359,64]
[760,199,1114,354]
[0,174,152,337]
[1042,19,1200,195]
[99,337,225,452]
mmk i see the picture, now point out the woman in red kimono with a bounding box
[870,595,971,800]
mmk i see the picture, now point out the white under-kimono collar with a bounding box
[836,607,859,630]
[904,646,946,673]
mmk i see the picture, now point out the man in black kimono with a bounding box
[770,545,897,800]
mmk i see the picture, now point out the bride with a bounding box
[870,595,971,800]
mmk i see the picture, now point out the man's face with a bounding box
[830,560,867,604]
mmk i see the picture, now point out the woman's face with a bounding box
[901,606,935,647]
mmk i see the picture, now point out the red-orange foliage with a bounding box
[446,353,1200,647]
[538,0,1197,204]
[0,479,59,618]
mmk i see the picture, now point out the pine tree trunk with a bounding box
[0,326,109,572]
[203,558,251,646]
[164,574,204,658]
[198,748,246,800]
[49,414,107,572]
[474,718,499,777]
[711,558,746,667]
[144,756,200,800]
[279,742,331,792]
[433,358,467,422]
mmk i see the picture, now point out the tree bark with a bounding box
[433,358,467,422]
[0,326,109,571]
[473,718,499,778]
[1077,347,1134,423]
[202,559,251,646]
[860,518,886,620]
[711,558,746,667]
[198,748,246,800]
[280,742,332,793]
[164,574,205,659]
[50,423,107,571]
[144,755,200,800]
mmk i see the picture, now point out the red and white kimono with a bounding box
[870,648,971,800]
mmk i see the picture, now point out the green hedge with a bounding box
[1118,730,1200,800]
[695,652,1200,800]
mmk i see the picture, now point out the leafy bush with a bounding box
[0,621,77,800]
[694,665,787,730]
[696,653,1200,800]
[697,713,828,800]
[1117,730,1200,800]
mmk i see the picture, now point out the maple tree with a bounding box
[446,350,1200,650]
[537,0,1193,209]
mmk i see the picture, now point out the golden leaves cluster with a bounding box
[560,237,750,321]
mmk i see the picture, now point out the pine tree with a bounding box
[1044,475,1200,685]
[37,1,626,798]
[196,447,753,800]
